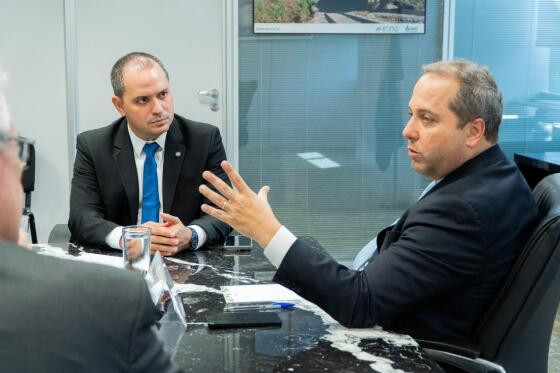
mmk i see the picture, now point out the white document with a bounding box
[221,283,302,305]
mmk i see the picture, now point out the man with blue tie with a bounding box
[69,52,231,255]
[198,60,539,342]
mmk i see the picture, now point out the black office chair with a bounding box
[420,173,560,373]
[48,224,71,244]
[21,142,37,244]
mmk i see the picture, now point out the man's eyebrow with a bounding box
[416,108,440,119]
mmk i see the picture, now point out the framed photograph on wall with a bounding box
[254,0,426,34]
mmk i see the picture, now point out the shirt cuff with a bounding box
[188,225,207,250]
[264,226,297,268]
[105,226,123,250]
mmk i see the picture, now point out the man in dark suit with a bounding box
[198,60,539,342]
[69,52,231,255]
[0,75,179,372]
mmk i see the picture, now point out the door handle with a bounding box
[197,89,219,111]
[197,89,219,99]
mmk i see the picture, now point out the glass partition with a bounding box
[238,0,444,261]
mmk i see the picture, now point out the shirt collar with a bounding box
[126,121,167,157]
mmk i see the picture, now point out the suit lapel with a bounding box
[377,209,408,252]
[424,145,504,198]
[112,120,139,223]
[163,120,186,213]
[376,146,505,252]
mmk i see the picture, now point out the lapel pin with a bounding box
[175,151,181,157]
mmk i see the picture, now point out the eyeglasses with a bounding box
[0,134,35,169]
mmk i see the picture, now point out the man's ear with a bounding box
[111,96,125,116]
[465,117,486,147]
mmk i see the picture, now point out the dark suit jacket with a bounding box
[273,145,539,341]
[69,114,231,249]
[0,240,180,373]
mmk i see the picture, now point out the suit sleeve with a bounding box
[129,277,182,373]
[273,197,485,328]
[189,127,232,246]
[68,134,119,247]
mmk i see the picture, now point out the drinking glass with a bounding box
[121,226,151,275]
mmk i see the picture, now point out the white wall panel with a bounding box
[0,0,69,241]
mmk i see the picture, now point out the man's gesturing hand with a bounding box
[199,161,281,248]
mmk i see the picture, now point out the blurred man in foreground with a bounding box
[198,60,538,342]
[0,71,179,372]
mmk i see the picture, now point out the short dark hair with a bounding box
[110,52,170,98]
[422,60,503,143]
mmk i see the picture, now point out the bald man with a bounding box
[69,52,231,255]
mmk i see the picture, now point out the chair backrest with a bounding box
[21,142,35,193]
[475,173,560,373]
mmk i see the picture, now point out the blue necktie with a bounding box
[141,142,160,223]
[352,180,438,270]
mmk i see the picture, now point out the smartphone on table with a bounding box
[223,235,252,251]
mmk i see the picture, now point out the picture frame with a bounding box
[254,0,426,34]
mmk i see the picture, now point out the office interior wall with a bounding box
[238,0,443,261]
[0,0,69,242]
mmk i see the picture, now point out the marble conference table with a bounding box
[39,239,444,373]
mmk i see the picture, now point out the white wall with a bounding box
[0,0,70,242]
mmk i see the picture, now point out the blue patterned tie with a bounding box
[141,142,160,223]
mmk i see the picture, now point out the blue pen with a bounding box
[225,302,295,311]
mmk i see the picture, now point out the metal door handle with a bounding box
[197,89,220,112]
[197,89,219,99]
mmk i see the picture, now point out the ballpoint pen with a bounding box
[224,302,295,311]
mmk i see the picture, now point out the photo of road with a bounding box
[255,0,425,25]
[311,0,424,24]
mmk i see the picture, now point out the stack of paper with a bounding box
[221,283,301,305]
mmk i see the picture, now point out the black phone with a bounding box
[223,235,253,250]
[206,311,282,329]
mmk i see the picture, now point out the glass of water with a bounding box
[121,226,151,275]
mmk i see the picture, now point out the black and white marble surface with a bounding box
[38,242,443,372]
[162,247,443,373]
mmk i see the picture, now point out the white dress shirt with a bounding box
[104,123,207,249]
